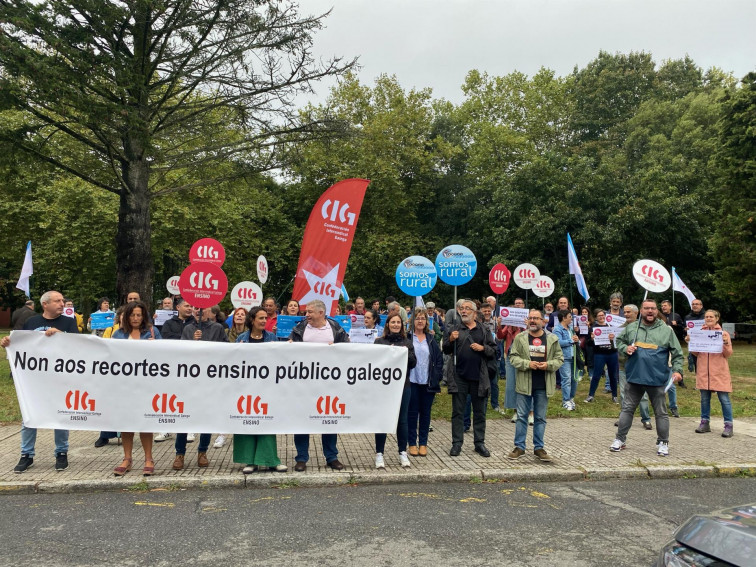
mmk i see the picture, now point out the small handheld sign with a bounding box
[488,263,511,295]
[513,263,540,290]
[532,275,554,298]
[257,255,268,285]
[179,262,228,309]
[396,256,438,296]
[231,281,263,310]
[189,238,226,267]
[166,276,181,295]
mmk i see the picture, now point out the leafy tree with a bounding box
[0,0,352,305]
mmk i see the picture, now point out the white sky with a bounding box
[301,0,756,104]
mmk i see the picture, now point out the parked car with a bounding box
[657,503,756,566]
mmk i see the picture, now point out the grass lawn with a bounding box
[1,330,754,425]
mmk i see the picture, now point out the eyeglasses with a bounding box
[527,317,542,321]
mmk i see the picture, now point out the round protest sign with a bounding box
[488,263,511,294]
[179,262,228,309]
[395,256,438,296]
[532,275,554,298]
[513,263,540,290]
[435,245,477,286]
[189,238,226,267]
[166,275,181,295]
[257,255,269,285]
[632,259,671,293]
[231,281,263,310]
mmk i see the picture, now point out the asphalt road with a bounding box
[2,477,754,566]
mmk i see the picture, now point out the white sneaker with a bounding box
[511,412,518,423]
[187,433,196,443]
[375,453,385,469]
[610,438,626,452]
[242,464,257,474]
[213,435,226,448]
[154,432,172,442]
[528,413,534,426]
[399,451,411,468]
[657,442,669,457]
[273,464,288,472]
[562,401,574,411]
[569,399,576,410]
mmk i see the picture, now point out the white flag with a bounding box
[672,268,696,309]
[15,241,33,297]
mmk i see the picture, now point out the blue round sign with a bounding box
[395,256,438,296]
[435,245,477,286]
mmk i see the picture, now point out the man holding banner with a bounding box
[289,299,349,471]
[613,299,683,457]
[1,290,78,473]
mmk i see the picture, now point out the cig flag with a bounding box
[672,268,696,309]
[15,241,33,297]
[567,233,590,301]
[292,179,370,315]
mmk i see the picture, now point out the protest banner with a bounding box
[687,329,723,354]
[292,179,370,315]
[576,315,589,335]
[435,244,476,309]
[532,275,554,298]
[349,328,379,344]
[331,315,351,332]
[257,255,268,285]
[166,275,181,295]
[605,314,626,328]
[179,261,228,309]
[395,256,437,297]
[632,259,671,294]
[349,314,365,329]
[7,331,407,434]
[62,307,75,318]
[231,281,263,310]
[592,327,611,346]
[498,307,528,328]
[686,319,706,331]
[275,315,304,339]
[513,263,540,289]
[90,311,115,330]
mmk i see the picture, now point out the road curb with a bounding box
[2,463,753,495]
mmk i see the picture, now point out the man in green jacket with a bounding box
[613,299,683,457]
[507,309,563,462]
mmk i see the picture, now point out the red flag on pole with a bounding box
[292,179,370,315]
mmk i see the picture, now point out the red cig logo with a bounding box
[519,268,535,279]
[237,395,268,415]
[66,390,95,411]
[317,395,345,415]
[152,393,185,414]
[641,264,664,282]
[237,288,258,299]
[492,270,508,282]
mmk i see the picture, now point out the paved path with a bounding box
[1,417,754,493]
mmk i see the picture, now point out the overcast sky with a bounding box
[300,0,756,105]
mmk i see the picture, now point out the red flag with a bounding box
[292,179,370,315]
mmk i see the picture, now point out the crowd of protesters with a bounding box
[2,288,735,476]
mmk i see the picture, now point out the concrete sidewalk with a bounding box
[1,417,754,494]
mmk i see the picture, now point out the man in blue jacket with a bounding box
[613,299,683,457]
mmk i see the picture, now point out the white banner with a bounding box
[498,307,529,328]
[688,329,723,354]
[6,331,407,434]
[604,314,626,328]
[592,327,612,346]
[349,328,378,344]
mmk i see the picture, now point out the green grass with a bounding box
[2,330,755,423]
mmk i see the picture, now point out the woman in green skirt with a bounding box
[234,306,287,473]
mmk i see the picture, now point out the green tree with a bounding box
[0,0,352,305]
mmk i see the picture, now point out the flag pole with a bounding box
[671,266,676,320]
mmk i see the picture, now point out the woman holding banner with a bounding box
[406,308,443,458]
[111,301,161,476]
[234,306,287,473]
[373,313,417,469]
[688,310,735,437]
[585,309,619,404]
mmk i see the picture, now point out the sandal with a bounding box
[113,458,132,476]
[143,459,155,476]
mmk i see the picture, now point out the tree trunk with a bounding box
[116,155,153,308]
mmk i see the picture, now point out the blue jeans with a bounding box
[20,425,69,457]
[514,390,548,450]
[295,434,338,463]
[558,360,579,402]
[175,433,211,454]
[700,390,733,422]
[589,352,619,396]
[504,358,517,409]
[376,386,411,453]
[408,383,436,446]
